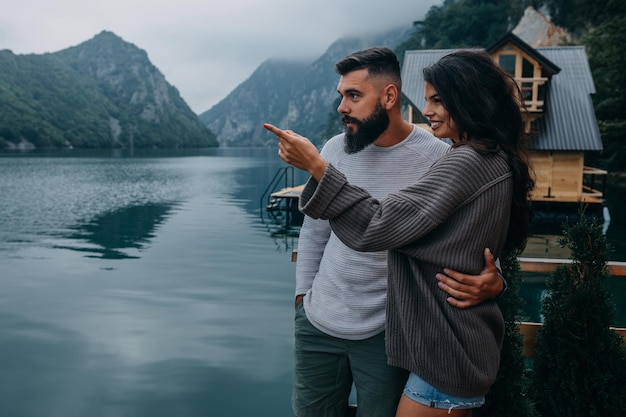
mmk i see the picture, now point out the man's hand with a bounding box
[295,294,305,309]
[436,248,504,308]
[263,123,328,180]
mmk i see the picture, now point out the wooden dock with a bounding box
[270,184,304,199]
[266,185,304,213]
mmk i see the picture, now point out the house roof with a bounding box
[532,46,602,151]
[401,44,603,152]
[487,32,561,75]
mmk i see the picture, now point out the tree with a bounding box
[475,250,536,417]
[540,0,625,35]
[532,214,626,417]
[395,0,515,61]
[582,15,626,172]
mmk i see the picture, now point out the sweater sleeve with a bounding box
[299,146,510,253]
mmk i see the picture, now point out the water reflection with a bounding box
[0,311,293,417]
[259,198,303,253]
[55,203,178,259]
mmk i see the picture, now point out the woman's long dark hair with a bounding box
[423,49,535,253]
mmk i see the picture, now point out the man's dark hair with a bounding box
[335,47,402,90]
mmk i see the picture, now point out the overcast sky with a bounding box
[0,0,441,114]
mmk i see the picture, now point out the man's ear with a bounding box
[382,84,399,110]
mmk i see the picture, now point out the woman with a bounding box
[265,50,534,416]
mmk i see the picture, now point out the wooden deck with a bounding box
[270,184,304,199]
[265,185,304,216]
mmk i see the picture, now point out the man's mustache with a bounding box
[342,116,359,125]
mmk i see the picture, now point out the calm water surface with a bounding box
[0,148,624,416]
[0,148,308,417]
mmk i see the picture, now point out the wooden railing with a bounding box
[291,251,626,356]
[519,322,626,357]
[518,257,626,275]
[292,251,626,275]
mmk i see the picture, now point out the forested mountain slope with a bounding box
[0,31,218,150]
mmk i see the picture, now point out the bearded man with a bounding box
[290,47,505,417]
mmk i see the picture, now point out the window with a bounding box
[494,47,546,113]
[499,55,516,75]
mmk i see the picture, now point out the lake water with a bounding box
[0,148,310,417]
[0,148,624,416]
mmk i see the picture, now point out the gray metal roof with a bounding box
[401,46,603,151]
[402,49,449,112]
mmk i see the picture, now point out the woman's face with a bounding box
[422,82,460,142]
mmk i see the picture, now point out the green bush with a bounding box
[532,215,626,417]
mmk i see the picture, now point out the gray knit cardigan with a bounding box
[298,145,511,398]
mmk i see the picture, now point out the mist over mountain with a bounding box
[0,31,218,150]
[199,26,414,147]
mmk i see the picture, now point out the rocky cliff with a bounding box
[0,31,218,150]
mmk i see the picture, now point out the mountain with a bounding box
[199,26,414,147]
[0,31,218,150]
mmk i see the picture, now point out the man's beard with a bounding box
[343,102,390,154]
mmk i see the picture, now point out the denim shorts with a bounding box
[403,372,485,411]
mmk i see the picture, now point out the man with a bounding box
[291,47,504,417]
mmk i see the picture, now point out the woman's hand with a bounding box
[264,123,328,181]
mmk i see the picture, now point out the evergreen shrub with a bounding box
[532,215,626,417]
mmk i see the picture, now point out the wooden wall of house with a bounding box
[530,151,584,202]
